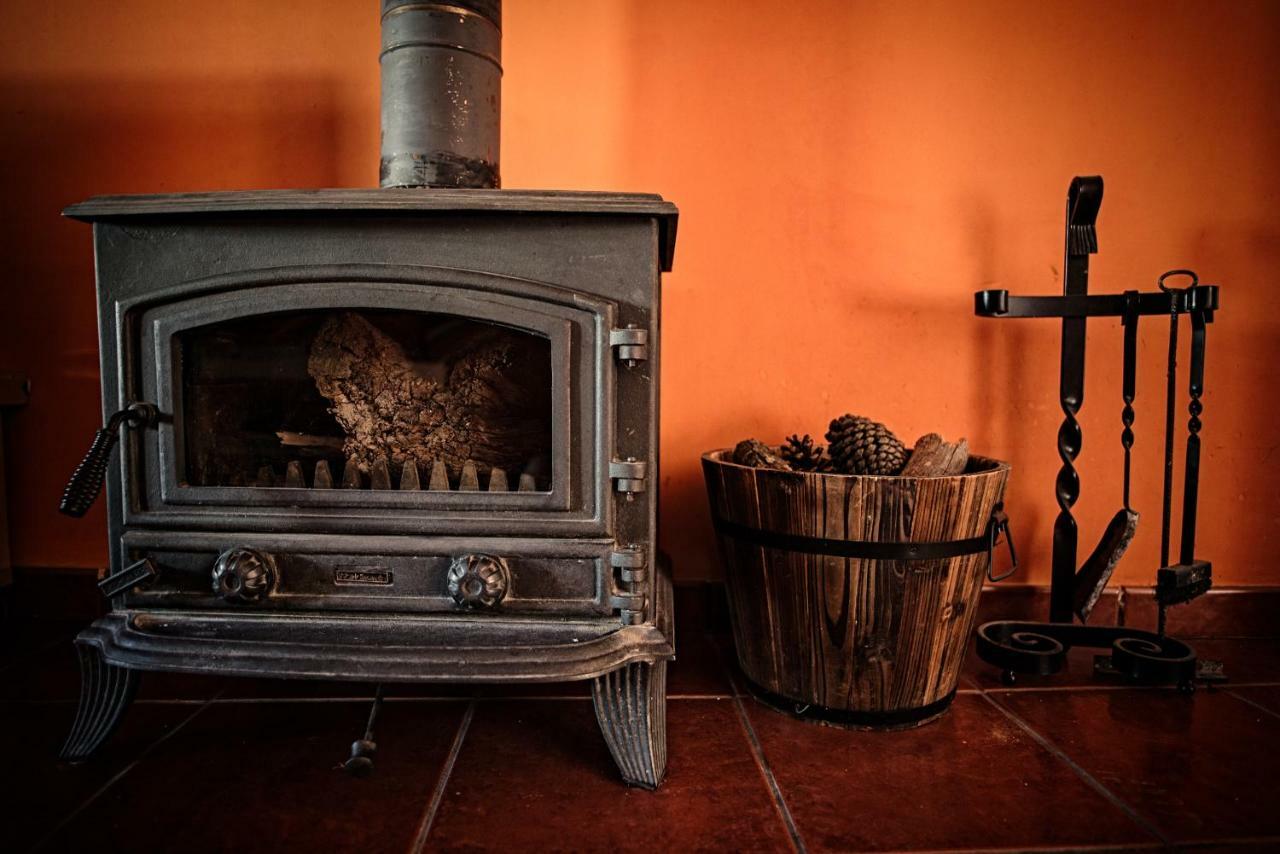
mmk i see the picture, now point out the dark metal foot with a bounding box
[591,660,667,789]
[58,642,139,762]
[976,620,1196,686]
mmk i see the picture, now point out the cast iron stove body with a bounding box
[58,1,678,789]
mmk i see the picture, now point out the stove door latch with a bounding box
[610,327,648,366]
[610,547,648,625]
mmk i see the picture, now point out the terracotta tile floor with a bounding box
[3,606,1279,853]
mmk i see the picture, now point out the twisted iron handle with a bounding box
[59,404,156,518]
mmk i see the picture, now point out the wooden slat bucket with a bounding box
[702,449,1011,728]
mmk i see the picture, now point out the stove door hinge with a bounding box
[609,458,648,497]
[610,327,648,365]
[609,547,648,625]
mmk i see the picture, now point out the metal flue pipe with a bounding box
[379,0,502,188]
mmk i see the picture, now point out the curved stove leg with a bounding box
[58,642,139,762]
[591,660,667,789]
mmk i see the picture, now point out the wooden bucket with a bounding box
[702,449,1010,728]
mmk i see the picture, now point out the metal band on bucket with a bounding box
[746,680,958,729]
[711,503,1015,581]
[712,510,995,560]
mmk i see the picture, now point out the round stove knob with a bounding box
[212,547,276,603]
[447,554,510,609]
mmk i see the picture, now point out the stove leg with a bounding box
[591,660,667,789]
[58,642,139,762]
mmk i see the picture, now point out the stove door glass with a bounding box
[177,309,553,493]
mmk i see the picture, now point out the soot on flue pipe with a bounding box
[379,0,502,189]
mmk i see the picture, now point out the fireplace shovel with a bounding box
[1073,292,1141,622]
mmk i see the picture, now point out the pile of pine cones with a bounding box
[733,414,939,477]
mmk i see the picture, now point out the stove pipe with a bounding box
[380,0,502,189]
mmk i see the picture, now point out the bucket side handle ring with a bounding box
[987,503,1018,582]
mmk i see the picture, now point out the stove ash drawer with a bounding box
[118,545,611,616]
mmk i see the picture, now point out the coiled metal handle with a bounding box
[59,403,156,518]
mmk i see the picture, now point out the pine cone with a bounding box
[825,414,907,475]
[732,439,792,471]
[780,434,831,472]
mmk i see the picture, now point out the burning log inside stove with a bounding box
[306,312,551,483]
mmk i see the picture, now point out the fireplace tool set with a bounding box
[974,175,1222,688]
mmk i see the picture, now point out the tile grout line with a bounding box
[1222,688,1280,720]
[57,680,1278,706]
[984,684,1187,695]
[862,843,1167,853]
[28,686,226,854]
[1175,834,1280,848]
[408,698,474,854]
[113,692,740,705]
[713,630,807,854]
[979,679,1280,694]
[977,691,1171,847]
[731,696,807,854]
[0,692,748,707]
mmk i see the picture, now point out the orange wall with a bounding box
[1,1,1277,585]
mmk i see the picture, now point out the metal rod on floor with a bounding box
[343,684,385,777]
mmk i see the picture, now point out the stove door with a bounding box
[123,269,619,539]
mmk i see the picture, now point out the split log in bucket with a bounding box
[702,449,1012,728]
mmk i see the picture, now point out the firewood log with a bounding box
[307,312,550,478]
[902,433,970,478]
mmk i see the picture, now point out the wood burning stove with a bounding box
[57,0,678,789]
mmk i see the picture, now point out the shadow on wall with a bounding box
[0,75,346,568]
[657,289,1051,585]
[620,0,1280,586]
[1192,224,1280,580]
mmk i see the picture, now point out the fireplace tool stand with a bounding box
[973,175,1223,689]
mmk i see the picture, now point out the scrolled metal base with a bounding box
[976,620,1196,687]
[58,642,139,762]
[591,660,667,790]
